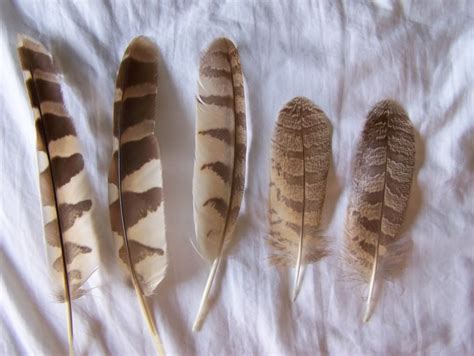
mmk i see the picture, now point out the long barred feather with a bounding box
[344,99,415,322]
[268,97,331,301]
[17,35,100,354]
[192,38,246,331]
[108,37,167,354]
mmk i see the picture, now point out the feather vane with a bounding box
[17,35,100,354]
[344,99,415,321]
[108,36,167,354]
[268,97,331,300]
[192,37,246,330]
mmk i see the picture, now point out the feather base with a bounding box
[192,257,221,332]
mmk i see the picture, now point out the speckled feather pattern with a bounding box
[268,97,331,267]
[344,100,415,281]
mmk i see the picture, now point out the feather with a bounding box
[192,38,247,331]
[344,99,415,322]
[108,36,167,354]
[17,35,99,354]
[268,97,332,301]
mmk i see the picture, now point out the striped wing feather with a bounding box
[17,35,99,300]
[268,97,331,267]
[191,38,247,331]
[108,36,167,296]
[193,37,246,261]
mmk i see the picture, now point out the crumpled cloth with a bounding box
[1,0,472,354]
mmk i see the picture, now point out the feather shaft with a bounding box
[363,146,388,322]
[292,236,304,302]
[292,129,306,302]
[363,238,379,322]
[65,297,74,356]
[132,276,165,355]
[192,257,221,331]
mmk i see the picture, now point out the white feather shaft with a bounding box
[192,257,221,332]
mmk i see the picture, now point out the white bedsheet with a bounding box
[1,1,473,355]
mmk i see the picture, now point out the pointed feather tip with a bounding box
[16,34,49,54]
[16,33,34,47]
[16,34,27,48]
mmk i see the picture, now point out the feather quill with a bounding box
[17,35,100,355]
[268,97,331,300]
[108,36,167,354]
[344,99,415,322]
[192,38,247,331]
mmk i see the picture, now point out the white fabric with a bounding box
[1,1,473,355]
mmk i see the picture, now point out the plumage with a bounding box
[192,37,246,331]
[17,35,99,354]
[108,36,167,354]
[268,97,332,300]
[344,99,415,322]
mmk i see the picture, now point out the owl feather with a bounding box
[344,99,415,322]
[268,97,331,301]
